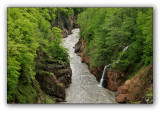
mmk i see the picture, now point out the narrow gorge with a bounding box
[7,8,153,104]
[62,29,116,103]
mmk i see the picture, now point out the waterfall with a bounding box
[116,45,130,64]
[98,63,112,87]
[98,45,130,87]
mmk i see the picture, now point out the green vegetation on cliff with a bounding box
[7,8,76,103]
[78,8,153,74]
[7,7,153,104]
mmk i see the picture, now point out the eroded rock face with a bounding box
[45,62,72,88]
[106,69,126,91]
[52,15,73,38]
[36,73,66,99]
[74,40,82,56]
[74,38,105,82]
[80,39,88,63]
[62,28,73,38]
[75,39,126,88]
[61,15,79,38]
[75,38,153,103]
[115,64,153,103]
[62,29,69,38]
[35,51,72,102]
[89,67,103,82]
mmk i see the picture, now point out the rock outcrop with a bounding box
[36,72,66,99]
[52,15,79,38]
[34,14,78,103]
[115,64,153,103]
[75,38,153,103]
[106,69,126,91]
[61,15,79,38]
[35,50,72,102]
[75,39,103,81]
[74,39,82,56]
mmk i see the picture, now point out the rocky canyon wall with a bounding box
[35,50,72,102]
[35,15,78,103]
[75,38,153,103]
[52,15,79,38]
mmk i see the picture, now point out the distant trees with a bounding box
[78,8,153,73]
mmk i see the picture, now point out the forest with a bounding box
[77,8,153,103]
[78,8,152,72]
[7,8,83,103]
[7,7,153,104]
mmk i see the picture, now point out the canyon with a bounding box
[75,37,153,103]
[62,29,116,103]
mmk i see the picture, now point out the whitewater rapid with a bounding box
[62,29,116,103]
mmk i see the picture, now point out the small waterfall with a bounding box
[98,45,130,87]
[98,63,112,87]
[116,45,130,64]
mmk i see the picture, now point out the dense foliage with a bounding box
[7,8,74,103]
[78,8,153,74]
[7,7,153,103]
[72,8,86,16]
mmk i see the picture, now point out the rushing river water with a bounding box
[62,29,116,103]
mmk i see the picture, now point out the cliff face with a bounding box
[116,64,153,103]
[35,50,72,103]
[106,69,126,92]
[75,38,153,103]
[75,39,103,82]
[52,15,79,38]
[34,15,77,103]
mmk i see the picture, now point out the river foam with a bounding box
[62,29,116,103]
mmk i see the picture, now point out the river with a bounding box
[62,29,116,103]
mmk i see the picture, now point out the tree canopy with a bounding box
[78,8,153,74]
[7,8,74,103]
